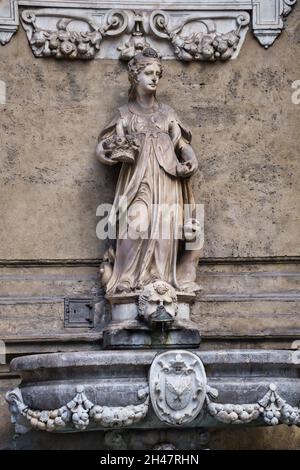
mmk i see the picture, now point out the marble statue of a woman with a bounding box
[96,48,201,295]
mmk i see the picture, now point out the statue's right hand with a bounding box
[176,162,195,178]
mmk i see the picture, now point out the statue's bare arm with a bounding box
[169,120,198,177]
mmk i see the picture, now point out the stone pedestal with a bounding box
[103,291,201,349]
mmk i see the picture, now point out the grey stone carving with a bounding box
[20,9,128,59]
[118,11,151,61]
[104,431,128,450]
[207,383,300,426]
[150,352,300,427]
[7,379,300,433]
[207,397,261,424]
[20,7,250,61]
[5,349,300,435]
[152,443,178,450]
[6,385,149,433]
[149,351,207,425]
[252,0,298,48]
[102,290,201,349]
[149,10,250,62]
[138,282,178,326]
[259,383,300,425]
[0,0,18,45]
[0,1,297,52]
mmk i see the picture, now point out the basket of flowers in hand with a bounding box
[102,134,140,164]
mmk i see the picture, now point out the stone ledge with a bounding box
[6,348,300,432]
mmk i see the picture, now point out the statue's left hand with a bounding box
[176,161,197,178]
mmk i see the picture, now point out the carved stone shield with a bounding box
[149,350,207,425]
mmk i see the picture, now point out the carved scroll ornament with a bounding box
[19,8,251,61]
[0,0,292,61]
[20,9,129,59]
[148,10,250,62]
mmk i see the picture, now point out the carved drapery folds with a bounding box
[0,1,297,60]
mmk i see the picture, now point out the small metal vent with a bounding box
[64,298,94,328]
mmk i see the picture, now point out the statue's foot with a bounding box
[115,282,132,294]
[180,281,202,293]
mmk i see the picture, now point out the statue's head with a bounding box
[138,281,178,327]
[128,48,163,100]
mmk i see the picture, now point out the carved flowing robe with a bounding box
[99,102,196,293]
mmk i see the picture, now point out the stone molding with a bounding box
[6,351,300,433]
[0,1,297,58]
[0,0,18,45]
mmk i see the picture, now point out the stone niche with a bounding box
[0,0,300,451]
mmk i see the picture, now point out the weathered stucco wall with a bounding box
[0,7,299,450]
[1,23,300,260]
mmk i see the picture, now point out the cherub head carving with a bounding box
[138,281,178,326]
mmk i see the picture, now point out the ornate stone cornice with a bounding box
[0,0,298,59]
[18,8,251,61]
[6,363,300,433]
[252,0,298,48]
